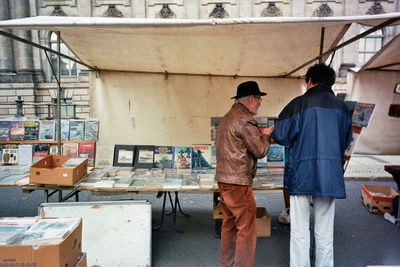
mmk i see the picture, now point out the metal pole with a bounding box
[57,31,62,155]
[319,27,325,64]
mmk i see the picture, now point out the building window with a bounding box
[49,32,77,77]
[358,27,383,66]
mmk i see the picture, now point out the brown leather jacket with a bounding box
[215,103,271,186]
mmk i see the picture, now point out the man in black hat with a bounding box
[216,81,274,267]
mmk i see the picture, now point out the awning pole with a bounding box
[44,50,61,87]
[319,27,325,64]
[56,31,61,155]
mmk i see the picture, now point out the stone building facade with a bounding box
[0,0,399,118]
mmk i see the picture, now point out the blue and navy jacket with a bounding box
[271,84,352,199]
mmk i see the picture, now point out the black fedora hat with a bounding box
[231,81,267,99]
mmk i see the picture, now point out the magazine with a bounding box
[84,120,99,141]
[78,143,95,165]
[192,144,211,170]
[24,120,39,141]
[39,120,55,141]
[10,121,25,141]
[173,146,192,171]
[352,102,375,127]
[154,146,173,169]
[69,120,85,141]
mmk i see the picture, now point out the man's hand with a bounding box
[262,125,274,136]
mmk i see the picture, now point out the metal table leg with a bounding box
[153,192,167,230]
[172,192,184,233]
[153,191,190,233]
[166,192,175,215]
[174,192,191,217]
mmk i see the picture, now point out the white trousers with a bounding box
[290,195,335,267]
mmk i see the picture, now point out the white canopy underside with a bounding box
[1,14,400,77]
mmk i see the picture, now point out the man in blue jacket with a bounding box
[272,64,352,267]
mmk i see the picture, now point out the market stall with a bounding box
[1,14,400,146]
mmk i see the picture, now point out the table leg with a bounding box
[153,192,167,230]
[175,192,191,217]
[166,192,175,215]
[154,192,187,233]
[172,192,184,233]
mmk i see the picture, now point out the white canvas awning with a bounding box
[360,33,400,71]
[1,13,400,77]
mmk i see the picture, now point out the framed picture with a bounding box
[134,145,155,169]
[113,145,135,167]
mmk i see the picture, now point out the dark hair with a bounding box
[305,63,336,86]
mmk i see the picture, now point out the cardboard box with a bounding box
[30,155,88,186]
[361,184,399,214]
[73,252,87,267]
[0,219,82,267]
[256,207,271,237]
[214,205,271,237]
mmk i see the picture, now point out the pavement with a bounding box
[1,154,400,267]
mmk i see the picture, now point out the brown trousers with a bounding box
[218,182,257,267]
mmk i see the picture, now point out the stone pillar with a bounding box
[0,0,15,82]
[9,0,34,82]
[291,0,305,16]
